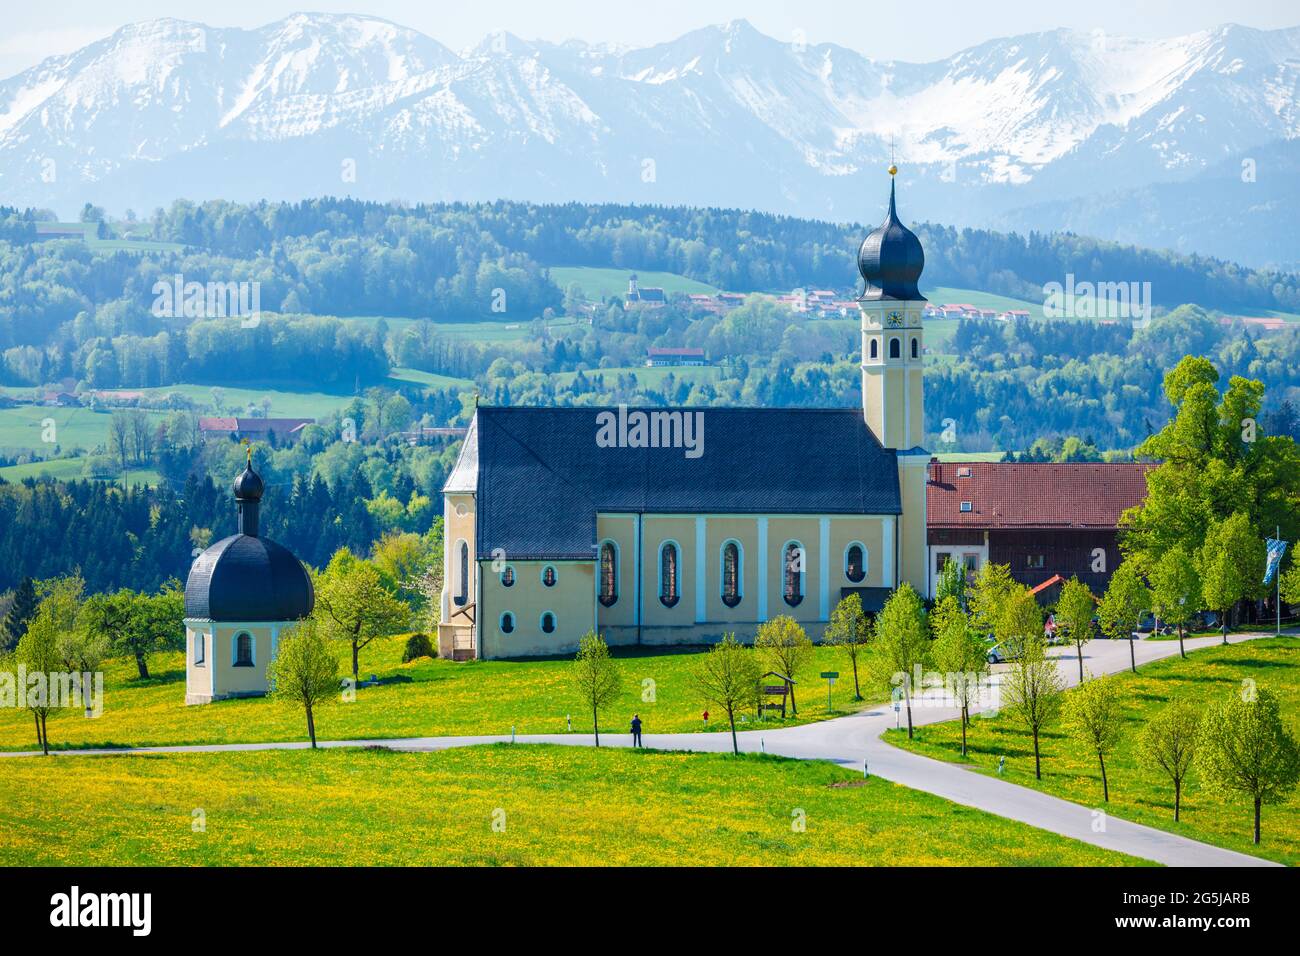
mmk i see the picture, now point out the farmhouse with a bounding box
[199,416,314,442]
[438,173,930,660]
[646,346,708,367]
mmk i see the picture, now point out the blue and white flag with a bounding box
[1264,537,1288,585]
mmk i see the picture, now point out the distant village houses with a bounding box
[198,417,314,443]
[646,347,708,367]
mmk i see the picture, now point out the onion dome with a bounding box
[184,461,314,622]
[857,174,926,301]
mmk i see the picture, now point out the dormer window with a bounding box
[957,466,972,478]
[960,501,973,513]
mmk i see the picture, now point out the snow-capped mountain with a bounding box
[2,14,1298,264]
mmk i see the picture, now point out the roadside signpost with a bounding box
[820,671,838,712]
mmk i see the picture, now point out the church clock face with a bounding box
[886,310,904,328]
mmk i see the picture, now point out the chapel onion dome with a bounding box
[857,168,926,302]
[184,460,314,623]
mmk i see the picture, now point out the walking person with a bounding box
[630,713,643,748]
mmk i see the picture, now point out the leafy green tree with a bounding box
[968,562,1018,638]
[315,549,411,680]
[1063,673,1124,801]
[1150,545,1201,659]
[693,633,763,755]
[934,557,967,609]
[1139,701,1201,821]
[1098,560,1150,673]
[1,576,37,652]
[1003,635,1065,780]
[1197,513,1264,645]
[996,585,1042,661]
[15,611,63,754]
[1196,688,1300,844]
[1056,577,1097,682]
[571,631,622,746]
[930,600,989,756]
[82,583,184,680]
[754,615,812,715]
[868,583,929,738]
[824,594,871,700]
[267,617,340,748]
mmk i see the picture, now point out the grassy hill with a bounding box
[550,266,718,300]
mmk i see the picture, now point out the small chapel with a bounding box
[438,171,931,660]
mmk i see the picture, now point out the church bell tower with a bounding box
[858,166,926,450]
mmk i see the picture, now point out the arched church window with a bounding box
[869,338,878,360]
[889,338,901,359]
[911,337,919,359]
[500,566,514,588]
[500,612,515,634]
[721,541,742,608]
[783,542,804,607]
[194,632,205,666]
[542,565,557,587]
[599,541,618,607]
[541,612,556,634]
[455,541,469,606]
[845,544,866,583]
[234,632,253,667]
[660,542,680,608]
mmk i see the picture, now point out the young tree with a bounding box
[823,594,871,700]
[968,562,1018,638]
[571,631,622,747]
[1150,545,1201,659]
[266,618,340,749]
[1098,560,1150,673]
[930,599,990,757]
[1003,635,1065,780]
[1198,513,1263,645]
[934,557,967,609]
[15,613,62,754]
[315,550,411,680]
[1056,577,1097,682]
[1196,688,1300,845]
[1062,673,1124,801]
[693,633,764,755]
[754,615,812,715]
[996,585,1043,661]
[1139,701,1201,821]
[868,583,929,739]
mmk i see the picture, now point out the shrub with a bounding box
[402,632,435,662]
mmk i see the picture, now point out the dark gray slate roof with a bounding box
[185,534,315,622]
[469,406,902,560]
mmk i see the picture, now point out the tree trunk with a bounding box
[593,704,600,747]
[1128,634,1136,673]
[1222,620,1230,646]
[1076,641,1085,682]
[1178,625,1186,659]
[134,652,149,680]
[1254,796,1261,845]
[904,684,914,739]
[32,711,43,752]
[1099,752,1109,802]
[1032,726,1041,779]
[1174,778,1181,822]
[306,704,317,749]
[851,658,861,700]
[352,641,360,679]
[960,706,968,757]
[728,709,739,755]
[40,712,49,756]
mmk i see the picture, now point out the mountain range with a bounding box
[1,13,1297,268]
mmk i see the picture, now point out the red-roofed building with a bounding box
[199,417,315,442]
[645,346,708,367]
[925,460,1155,598]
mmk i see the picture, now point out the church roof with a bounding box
[858,178,926,302]
[460,406,903,560]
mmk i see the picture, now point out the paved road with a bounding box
[3,631,1289,866]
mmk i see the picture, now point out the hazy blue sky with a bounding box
[3,0,1298,77]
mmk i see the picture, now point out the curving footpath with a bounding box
[1,631,1289,866]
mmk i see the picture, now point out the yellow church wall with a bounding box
[639,515,699,629]
[184,622,281,704]
[437,493,478,657]
[595,514,639,629]
[479,559,597,658]
[897,457,929,594]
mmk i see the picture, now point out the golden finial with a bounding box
[888,164,898,176]
[888,133,898,176]
[241,437,252,466]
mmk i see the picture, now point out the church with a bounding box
[437,171,931,660]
